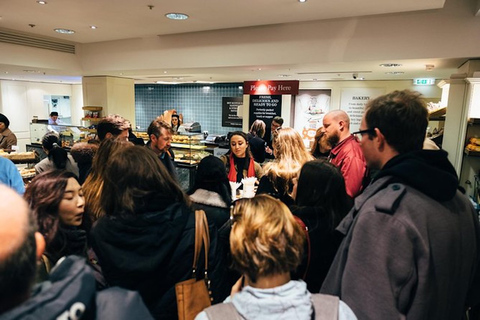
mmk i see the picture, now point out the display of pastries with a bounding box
[19,168,36,179]
[0,151,36,161]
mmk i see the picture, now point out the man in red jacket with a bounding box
[323,110,367,199]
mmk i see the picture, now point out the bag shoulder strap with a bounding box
[192,210,206,277]
[203,302,243,320]
[311,293,339,320]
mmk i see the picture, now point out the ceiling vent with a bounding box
[0,30,75,54]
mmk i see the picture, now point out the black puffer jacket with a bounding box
[90,200,226,319]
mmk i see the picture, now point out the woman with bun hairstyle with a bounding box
[220,131,263,184]
[35,132,79,176]
[188,155,232,228]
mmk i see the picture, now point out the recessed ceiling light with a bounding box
[54,28,75,34]
[299,0,307,2]
[36,1,47,4]
[277,74,291,77]
[380,63,402,67]
[90,25,97,29]
[385,71,404,75]
[165,13,189,20]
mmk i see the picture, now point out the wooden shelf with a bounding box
[171,143,206,150]
[81,117,103,122]
[465,148,480,157]
[468,118,480,125]
[428,107,446,121]
[82,106,103,111]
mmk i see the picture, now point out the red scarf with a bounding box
[228,155,256,182]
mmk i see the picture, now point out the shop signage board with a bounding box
[340,88,385,133]
[222,97,243,127]
[293,89,331,142]
[249,95,282,129]
[244,80,299,95]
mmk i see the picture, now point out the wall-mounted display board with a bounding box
[340,88,385,133]
[222,97,243,127]
[248,95,282,129]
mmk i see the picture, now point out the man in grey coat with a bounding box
[321,90,480,319]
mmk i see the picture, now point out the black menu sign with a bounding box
[249,95,282,128]
[222,97,243,127]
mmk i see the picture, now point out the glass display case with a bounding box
[171,133,210,165]
[30,123,96,147]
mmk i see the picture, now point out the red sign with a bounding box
[243,80,299,95]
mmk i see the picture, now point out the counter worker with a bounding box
[48,111,60,125]
[266,116,283,159]
[147,119,177,179]
[171,114,180,133]
[0,113,17,151]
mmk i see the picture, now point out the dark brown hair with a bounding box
[364,90,428,154]
[24,170,79,245]
[100,146,190,217]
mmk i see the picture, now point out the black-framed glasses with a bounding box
[352,128,376,140]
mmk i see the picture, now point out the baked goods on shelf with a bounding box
[19,168,36,179]
[0,151,36,161]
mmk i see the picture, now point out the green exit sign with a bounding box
[413,78,435,85]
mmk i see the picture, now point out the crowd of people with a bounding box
[1,90,480,320]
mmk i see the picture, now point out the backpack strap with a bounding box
[311,293,339,320]
[203,302,244,320]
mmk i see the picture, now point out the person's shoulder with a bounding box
[96,287,154,319]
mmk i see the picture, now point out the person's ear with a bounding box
[374,128,386,150]
[34,232,45,260]
[150,134,157,143]
[105,132,113,139]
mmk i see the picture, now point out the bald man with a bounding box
[0,184,44,314]
[0,184,153,319]
[323,110,367,199]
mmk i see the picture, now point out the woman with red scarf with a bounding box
[220,131,263,183]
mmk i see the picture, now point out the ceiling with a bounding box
[0,0,474,84]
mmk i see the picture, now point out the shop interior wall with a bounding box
[135,83,244,135]
[136,80,442,138]
[0,80,83,152]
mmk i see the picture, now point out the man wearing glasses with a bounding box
[321,90,480,319]
[322,110,367,199]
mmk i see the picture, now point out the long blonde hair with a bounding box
[263,127,313,194]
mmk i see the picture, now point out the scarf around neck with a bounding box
[228,154,256,182]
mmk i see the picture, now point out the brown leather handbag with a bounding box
[175,210,212,320]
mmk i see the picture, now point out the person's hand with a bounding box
[265,146,273,155]
[231,276,245,297]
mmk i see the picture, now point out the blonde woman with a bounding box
[196,194,356,320]
[257,127,314,205]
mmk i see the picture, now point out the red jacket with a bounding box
[329,135,366,198]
